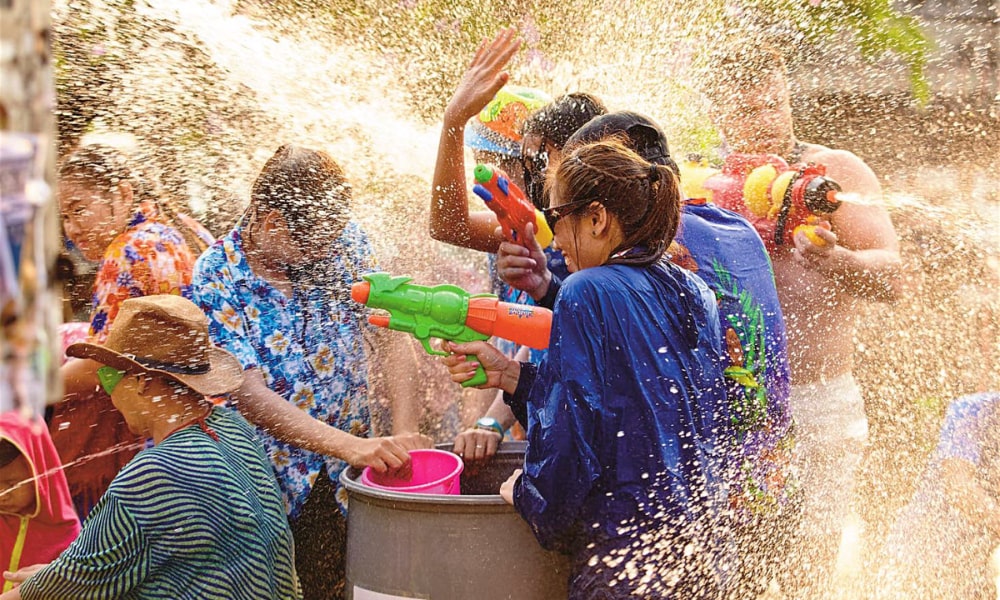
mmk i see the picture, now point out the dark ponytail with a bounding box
[547,139,681,267]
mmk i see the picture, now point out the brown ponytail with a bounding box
[547,139,681,267]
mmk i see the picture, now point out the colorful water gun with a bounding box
[704,154,842,253]
[472,163,554,248]
[351,272,552,387]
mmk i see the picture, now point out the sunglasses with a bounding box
[542,198,598,232]
[97,366,126,396]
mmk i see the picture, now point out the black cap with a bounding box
[565,111,679,176]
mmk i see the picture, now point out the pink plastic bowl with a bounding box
[360,448,464,495]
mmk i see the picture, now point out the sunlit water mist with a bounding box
[48,0,999,597]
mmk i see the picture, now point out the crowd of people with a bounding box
[1,25,997,600]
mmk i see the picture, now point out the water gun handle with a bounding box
[463,358,488,388]
[368,313,489,388]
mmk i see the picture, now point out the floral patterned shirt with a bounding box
[88,202,214,342]
[191,221,376,519]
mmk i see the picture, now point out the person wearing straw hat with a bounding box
[0,295,301,600]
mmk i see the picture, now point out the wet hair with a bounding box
[701,44,787,102]
[0,439,23,470]
[521,93,607,209]
[565,111,679,178]
[522,92,607,150]
[250,144,351,236]
[59,144,210,255]
[547,139,681,267]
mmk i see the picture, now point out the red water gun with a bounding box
[472,163,554,248]
[704,154,842,253]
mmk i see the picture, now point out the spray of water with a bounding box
[43,0,1000,597]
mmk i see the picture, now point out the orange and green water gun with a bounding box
[351,272,552,387]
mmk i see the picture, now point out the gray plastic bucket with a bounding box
[341,441,569,600]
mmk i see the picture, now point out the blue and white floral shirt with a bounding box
[191,221,376,518]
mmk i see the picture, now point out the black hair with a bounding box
[0,439,23,469]
[59,144,210,255]
[565,111,679,178]
[250,144,351,236]
[521,93,607,209]
[522,92,608,149]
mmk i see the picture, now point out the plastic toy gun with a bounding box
[472,163,554,248]
[704,154,842,253]
[351,272,552,387]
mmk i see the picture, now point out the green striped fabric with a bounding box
[19,408,301,599]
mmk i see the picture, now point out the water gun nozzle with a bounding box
[368,314,390,328]
[351,281,371,304]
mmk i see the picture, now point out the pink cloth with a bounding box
[0,412,80,574]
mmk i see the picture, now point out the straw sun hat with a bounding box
[66,295,244,396]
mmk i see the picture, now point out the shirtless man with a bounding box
[701,45,902,598]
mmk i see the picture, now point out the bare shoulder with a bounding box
[802,143,896,250]
[802,144,881,198]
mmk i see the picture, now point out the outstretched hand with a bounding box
[444,27,522,126]
[496,222,551,301]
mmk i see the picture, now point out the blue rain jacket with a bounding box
[511,260,733,597]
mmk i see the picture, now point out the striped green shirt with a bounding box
[19,407,301,599]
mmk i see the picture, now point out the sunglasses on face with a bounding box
[542,198,598,232]
[97,366,126,395]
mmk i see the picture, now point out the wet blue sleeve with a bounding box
[537,274,562,310]
[502,362,536,429]
[512,282,603,551]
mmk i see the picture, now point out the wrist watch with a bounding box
[474,416,505,438]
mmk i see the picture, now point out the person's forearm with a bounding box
[823,247,901,301]
[483,393,518,431]
[233,369,358,459]
[430,112,499,253]
[382,336,422,435]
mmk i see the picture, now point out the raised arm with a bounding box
[364,324,426,437]
[430,28,521,253]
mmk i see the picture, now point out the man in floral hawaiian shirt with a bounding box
[192,145,430,600]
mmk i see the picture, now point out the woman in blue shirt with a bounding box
[444,139,734,598]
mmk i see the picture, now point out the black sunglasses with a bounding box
[542,198,598,231]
